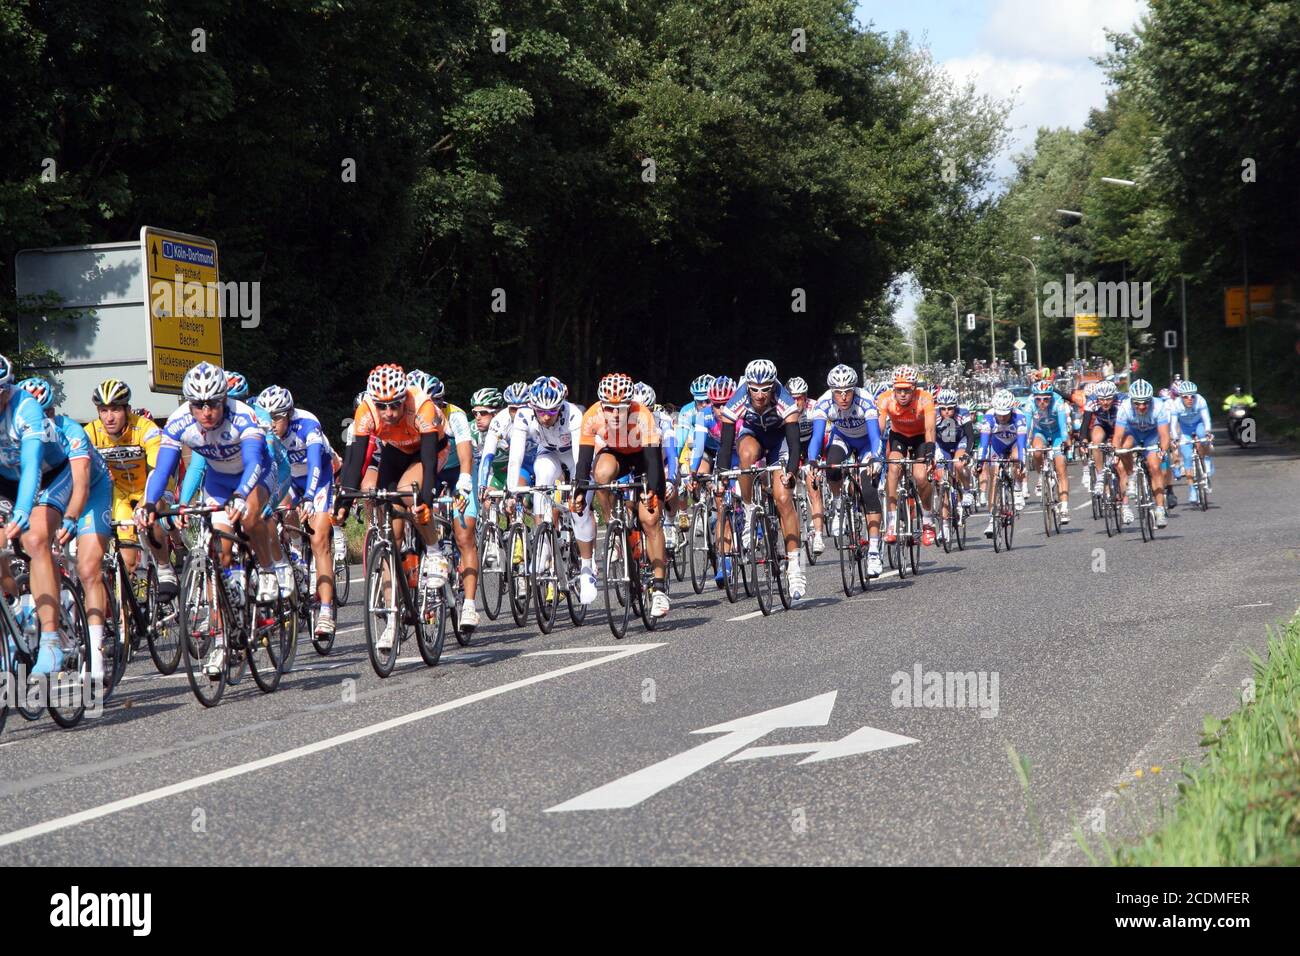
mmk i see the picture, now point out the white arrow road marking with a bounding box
[727,725,919,764]
[546,692,838,812]
[0,643,664,850]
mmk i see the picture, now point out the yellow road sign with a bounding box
[1224,285,1274,328]
[1074,313,1101,337]
[140,226,223,392]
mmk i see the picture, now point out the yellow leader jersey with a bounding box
[84,413,162,500]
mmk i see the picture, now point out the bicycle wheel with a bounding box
[907,496,921,575]
[752,507,775,615]
[363,541,403,678]
[689,504,709,594]
[145,564,182,674]
[604,523,631,639]
[1041,470,1055,537]
[670,520,686,582]
[97,569,127,701]
[533,522,561,635]
[1195,456,1210,511]
[479,523,504,620]
[505,525,531,627]
[1001,481,1016,551]
[179,554,226,707]
[416,578,448,666]
[940,486,954,555]
[991,481,1005,554]
[838,496,857,597]
[334,545,352,608]
[48,575,89,728]
[246,589,287,694]
[722,507,742,603]
[799,491,817,566]
[563,527,588,626]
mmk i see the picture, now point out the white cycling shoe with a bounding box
[866,552,883,578]
[460,604,480,632]
[256,571,279,604]
[376,620,396,651]
[984,518,996,539]
[650,588,671,619]
[1058,501,1070,524]
[812,531,825,555]
[1154,506,1167,528]
[787,564,806,602]
[578,570,598,605]
[204,644,226,678]
[1121,505,1134,525]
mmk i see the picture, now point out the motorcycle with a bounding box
[1225,404,1252,447]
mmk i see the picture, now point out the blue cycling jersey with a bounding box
[1028,394,1070,447]
[0,386,67,526]
[149,399,267,506]
[719,381,799,432]
[809,387,881,458]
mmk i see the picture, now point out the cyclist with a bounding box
[468,387,504,483]
[17,376,114,680]
[255,385,338,638]
[1112,378,1171,528]
[1168,380,1213,505]
[786,375,827,556]
[686,375,738,588]
[675,374,715,472]
[933,388,976,542]
[1081,380,1119,497]
[84,379,177,598]
[977,389,1028,539]
[478,381,537,505]
[715,359,807,601]
[1026,380,1071,524]
[226,371,250,401]
[572,372,671,618]
[411,371,481,633]
[139,362,285,676]
[506,377,597,603]
[809,364,884,576]
[877,365,938,546]
[633,382,681,551]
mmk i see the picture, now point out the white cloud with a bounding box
[982,0,1145,60]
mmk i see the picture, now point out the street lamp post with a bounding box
[965,274,995,364]
[922,288,960,364]
[1009,254,1041,368]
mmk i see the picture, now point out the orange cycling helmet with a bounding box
[597,372,634,404]
[367,363,407,402]
[893,365,918,387]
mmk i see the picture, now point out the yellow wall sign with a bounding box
[140,226,223,393]
[1074,313,1101,337]
[1224,285,1273,328]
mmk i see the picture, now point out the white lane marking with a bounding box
[728,610,765,622]
[526,646,662,656]
[0,643,664,849]
[1232,603,1272,609]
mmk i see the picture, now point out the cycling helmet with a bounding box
[1094,381,1117,399]
[893,365,918,387]
[597,372,634,404]
[872,382,890,400]
[226,371,249,399]
[92,378,132,407]
[134,407,154,421]
[0,354,13,387]
[530,379,565,411]
[366,363,406,402]
[425,375,445,400]
[786,376,808,396]
[503,381,531,406]
[470,387,504,409]
[182,362,229,401]
[991,390,1016,415]
[1083,382,1097,398]
[632,382,656,408]
[405,369,436,397]
[1177,380,1198,396]
[690,374,715,402]
[1031,380,1054,397]
[1158,387,1171,399]
[935,388,958,408]
[1128,378,1154,401]
[17,376,53,410]
[744,359,778,386]
[257,385,294,416]
[708,376,737,404]
[827,364,858,389]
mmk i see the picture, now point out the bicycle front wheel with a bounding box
[604,524,631,639]
[479,523,504,620]
[179,555,226,707]
[363,542,403,678]
[533,522,561,635]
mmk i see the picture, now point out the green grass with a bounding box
[1113,612,1300,866]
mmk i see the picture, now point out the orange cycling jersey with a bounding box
[580,401,660,454]
[878,389,935,438]
[352,387,444,454]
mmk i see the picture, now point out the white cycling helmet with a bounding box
[1094,380,1117,399]
[257,385,294,415]
[1129,378,1154,401]
[744,359,778,386]
[631,381,656,408]
[786,376,808,396]
[936,388,958,407]
[182,362,228,401]
[826,364,858,389]
[991,390,1016,415]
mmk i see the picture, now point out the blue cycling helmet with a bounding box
[530,379,565,411]
[1177,380,1197,396]
[744,359,778,386]
[0,354,13,387]
[1129,378,1154,401]
[1031,380,1054,397]
[503,381,531,406]
[689,374,715,402]
[17,376,54,410]
[226,371,249,399]
[425,375,445,400]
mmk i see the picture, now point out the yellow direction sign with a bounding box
[140,226,223,393]
[1074,313,1101,338]
[1224,285,1274,328]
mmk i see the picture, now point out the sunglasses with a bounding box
[832,388,854,397]
[373,399,404,411]
[270,411,292,421]
[536,408,559,417]
[473,408,496,416]
[747,384,774,395]
[601,403,630,413]
[189,399,223,411]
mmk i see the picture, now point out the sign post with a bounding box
[140,227,223,393]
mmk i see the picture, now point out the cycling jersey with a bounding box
[85,413,161,500]
[147,399,267,507]
[977,410,1028,459]
[718,382,799,432]
[877,390,935,439]
[1115,397,1170,436]
[689,404,724,474]
[653,407,678,481]
[935,408,975,457]
[55,414,116,537]
[0,386,67,528]
[1169,395,1211,440]
[438,401,473,470]
[352,387,444,455]
[809,388,881,459]
[478,407,537,490]
[676,400,701,451]
[507,402,584,492]
[1028,394,1070,449]
[580,401,660,453]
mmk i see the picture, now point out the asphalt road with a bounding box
[2,429,1296,865]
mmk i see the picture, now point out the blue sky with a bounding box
[852,1,1149,327]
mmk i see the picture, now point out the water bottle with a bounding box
[14,593,36,656]
[223,568,244,607]
[333,526,347,562]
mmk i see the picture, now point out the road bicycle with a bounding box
[982,457,1019,553]
[583,478,660,638]
[475,488,509,620]
[813,459,875,596]
[685,474,717,595]
[888,456,926,576]
[1033,444,1062,537]
[527,483,589,634]
[102,520,182,682]
[933,457,969,554]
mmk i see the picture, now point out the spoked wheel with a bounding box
[416,578,449,666]
[479,524,505,620]
[98,571,127,702]
[906,496,922,575]
[670,519,687,582]
[1001,483,1016,551]
[245,592,287,694]
[604,525,631,639]
[689,505,710,594]
[1042,471,1056,537]
[799,492,817,566]
[991,483,1006,554]
[722,509,742,604]
[563,529,588,627]
[147,565,183,675]
[533,523,561,635]
[47,576,89,728]
[505,526,531,627]
[752,508,776,615]
[179,556,228,707]
[363,542,403,678]
[838,497,858,597]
